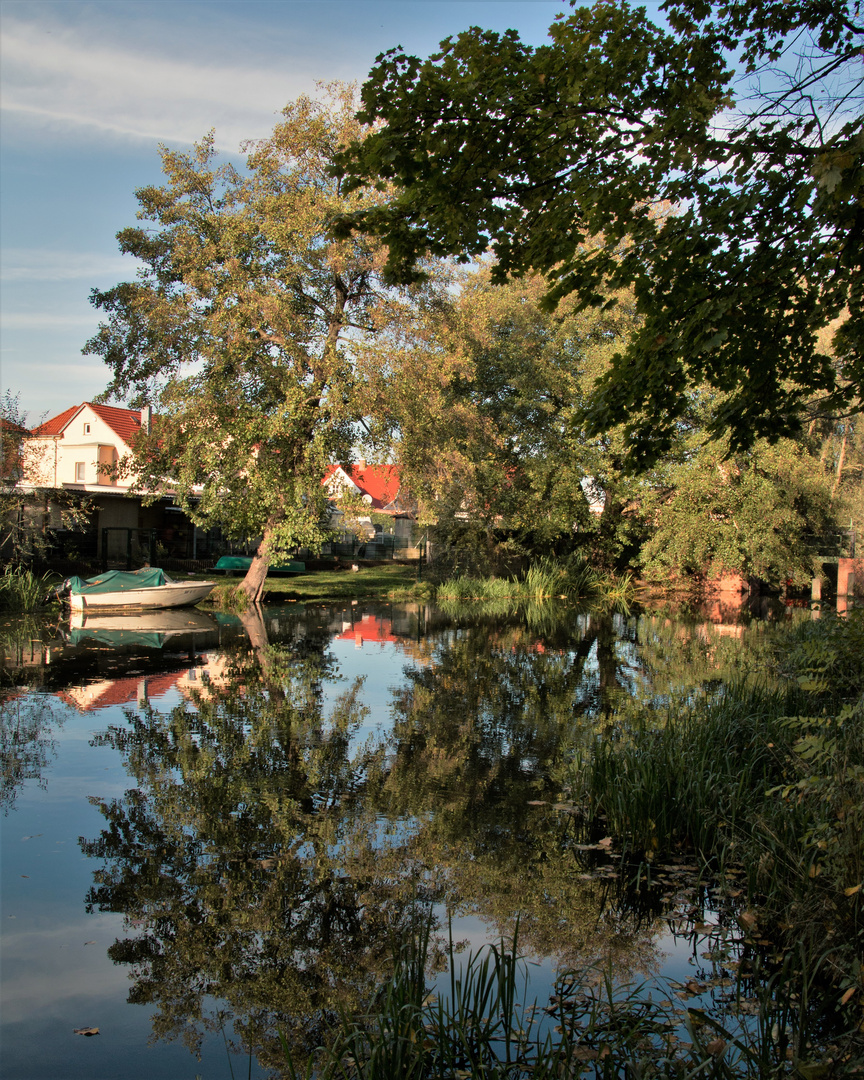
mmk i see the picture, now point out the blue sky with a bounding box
[0,0,667,424]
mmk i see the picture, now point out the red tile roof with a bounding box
[31,405,81,437]
[31,402,144,445]
[323,463,401,510]
[336,614,398,644]
[57,669,182,712]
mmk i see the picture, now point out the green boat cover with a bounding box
[66,628,172,649]
[214,556,305,574]
[66,568,168,596]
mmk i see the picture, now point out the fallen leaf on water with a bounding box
[526,800,547,806]
[20,875,29,879]
[840,987,856,1005]
[84,941,96,946]
[597,837,613,847]
[706,1038,726,1056]
[73,1027,99,1037]
[738,911,758,932]
[844,883,861,896]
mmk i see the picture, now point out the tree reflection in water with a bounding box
[80,602,780,1070]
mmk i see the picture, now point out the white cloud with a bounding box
[0,14,327,150]
[0,312,100,330]
[0,249,132,283]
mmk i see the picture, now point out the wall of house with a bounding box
[27,406,128,490]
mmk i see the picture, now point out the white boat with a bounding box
[63,568,216,612]
[68,608,218,632]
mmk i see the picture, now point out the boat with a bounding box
[64,607,219,648]
[213,555,305,576]
[59,568,216,612]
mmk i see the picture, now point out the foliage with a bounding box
[638,435,837,586]
[85,86,449,602]
[566,610,864,1056]
[390,270,646,569]
[335,0,863,465]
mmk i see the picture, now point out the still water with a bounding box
[1,598,795,1079]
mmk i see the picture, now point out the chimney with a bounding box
[141,405,152,433]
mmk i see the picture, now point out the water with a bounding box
[0,599,796,1078]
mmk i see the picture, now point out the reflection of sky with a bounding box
[0,706,235,1079]
[1,602,766,1078]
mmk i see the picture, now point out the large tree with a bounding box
[86,87,444,601]
[388,268,647,569]
[334,0,863,465]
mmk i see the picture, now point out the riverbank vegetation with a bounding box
[276,610,863,1079]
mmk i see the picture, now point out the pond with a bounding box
[0,596,818,1078]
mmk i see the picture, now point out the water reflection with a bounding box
[0,598,811,1075]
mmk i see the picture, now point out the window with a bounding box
[75,462,85,483]
[83,423,91,434]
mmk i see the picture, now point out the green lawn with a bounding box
[201,561,432,604]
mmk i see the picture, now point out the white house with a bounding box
[20,402,204,563]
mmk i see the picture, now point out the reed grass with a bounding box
[0,565,54,612]
[279,917,859,1078]
[435,556,626,606]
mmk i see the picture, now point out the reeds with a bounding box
[0,565,53,612]
[435,556,628,607]
[279,919,859,1078]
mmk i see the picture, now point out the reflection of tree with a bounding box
[81,620,433,1070]
[0,694,64,812]
[78,603,783,1070]
[374,622,665,974]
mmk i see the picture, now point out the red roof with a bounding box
[323,463,401,510]
[57,670,182,712]
[31,402,144,445]
[31,405,80,437]
[336,614,398,644]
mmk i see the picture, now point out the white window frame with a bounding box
[83,423,91,434]
[75,462,86,483]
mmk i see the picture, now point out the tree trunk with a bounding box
[831,432,848,499]
[239,526,275,603]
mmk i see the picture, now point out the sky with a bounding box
[0,0,674,426]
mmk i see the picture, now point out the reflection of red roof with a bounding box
[323,463,401,510]
[336,614,398,644]
[57,670,182,712]
[32,402,144,445]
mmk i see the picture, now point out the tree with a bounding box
[334,0,863,465]
[85,87,445,601]
[638,434,837,585]
[389,268,647,569]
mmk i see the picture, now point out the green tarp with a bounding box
[214,556,305,575]
[66,568,168,596]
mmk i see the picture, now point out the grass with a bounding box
[436,556,633,612]
[280,917,859,1079]
[198,562,433,606]
[0,565,56,612]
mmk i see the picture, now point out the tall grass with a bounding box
[0,565,53,612]
[565,611,864,1054]
[435,556,627,606]
[280,919,858,1078]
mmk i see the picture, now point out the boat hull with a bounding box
[69,581,216,611]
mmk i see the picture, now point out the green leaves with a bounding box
[336,1,863,465]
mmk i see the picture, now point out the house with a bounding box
[323,459,417,540]
[19,402,209,563]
